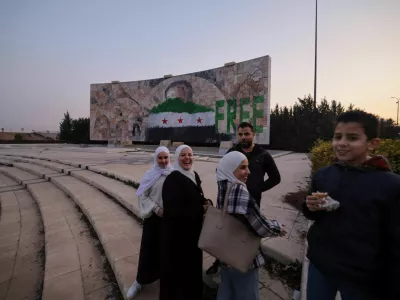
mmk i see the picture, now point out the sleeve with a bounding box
[302,172,327,221]
[138,187,157,218]
[384,191,400,299]
[230,184,282,238]
[262,151,281,191]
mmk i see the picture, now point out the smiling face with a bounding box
[156,151,169,169]
[233,159,250,183]
[178,147,193,171]
[332,122,380,166]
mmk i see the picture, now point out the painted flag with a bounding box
[146,98,218,143]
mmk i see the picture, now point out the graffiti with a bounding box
[90,55,271,144]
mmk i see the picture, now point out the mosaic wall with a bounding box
[90,55,271,144]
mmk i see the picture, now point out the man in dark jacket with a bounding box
[206,122,281,276]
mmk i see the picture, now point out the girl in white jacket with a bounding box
[127,146,173,299]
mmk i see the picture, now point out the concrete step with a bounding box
[27,181,118,300]
[0,190,44,300]
[50,175,157,299]
[1,156,79,173]
[12,162,61,179]
[0,159,13,167]
[70,170,140,217]
[0,166,46,186]
[0,173,18,188]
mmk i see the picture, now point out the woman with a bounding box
[160,145,210,300]
[126,146,173,299]
[215,151,286,300]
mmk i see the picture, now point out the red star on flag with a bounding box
[197,117,202,123]
[178,118,183,123]
[162,118,168,124]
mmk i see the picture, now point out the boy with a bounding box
[303,110,400,300]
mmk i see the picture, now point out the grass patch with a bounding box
[264,258,302,290]
[103,172,139,189]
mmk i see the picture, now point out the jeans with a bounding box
[217,266,259,300]
[307,263,380,300]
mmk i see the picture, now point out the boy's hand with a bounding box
[279,224,287,237]
[306,195,327,211]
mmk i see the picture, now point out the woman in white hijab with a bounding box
[216,151,286,300]
[126,146,173,299]
[159,145,212,300]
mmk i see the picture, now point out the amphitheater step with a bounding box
[0,173,18,188]
[0,166,43,185]
[27,181,120,300]
[0,190,44,300]
[0,159,13,167]
[70,170,140,216]
[12,162,61,179]
[9,156,80,174]
[50,175,158,299]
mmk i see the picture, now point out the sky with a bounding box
[0,0,399,132]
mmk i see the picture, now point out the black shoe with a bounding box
[206,260,221,276]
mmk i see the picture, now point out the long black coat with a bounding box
[159,170,205,300]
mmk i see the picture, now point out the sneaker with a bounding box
[126,281,142,299]
[206,260,221,276]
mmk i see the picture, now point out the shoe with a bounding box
[126,281,142,299]
[206,260,221,276]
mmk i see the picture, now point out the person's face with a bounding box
[156,151,169,169]
[332,122,380,166]
[237,127,254,149]
[178,147,193,171]
[233,159,250,183]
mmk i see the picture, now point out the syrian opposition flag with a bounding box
[147,98,218,143]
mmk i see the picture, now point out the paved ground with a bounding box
[0,144,311,300]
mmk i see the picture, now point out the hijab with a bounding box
[174,145,196,184]
[136,146,173,196]
[216,151,247,186]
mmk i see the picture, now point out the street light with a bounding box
[391,97,399,125]
[313,0,318,109]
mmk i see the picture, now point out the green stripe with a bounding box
[150,98,214,114]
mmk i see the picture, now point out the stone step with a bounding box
[0,190,44,300]
[1,156,79,173]
[0,159,13,167]
[0,173,18,188]
[27,181,117,300]
[12,162,61,179]
[70,170,140,217]
[0,166,45,186]
[50,175,157,299]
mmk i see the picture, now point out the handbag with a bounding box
[198,182,261,273]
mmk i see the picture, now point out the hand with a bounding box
[306,195,327,212]
[279,224,287,237]
[203,204,209,214]
[156,208,164,217]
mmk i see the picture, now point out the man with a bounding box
[206,121,281,276]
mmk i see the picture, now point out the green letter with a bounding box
[252,95,264,133]
[215,100,224,132]
[226,99,237,133]
[239,98,250,123]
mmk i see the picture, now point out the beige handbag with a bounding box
[198,183,261,273]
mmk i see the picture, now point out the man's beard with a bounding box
[240,140,252,149]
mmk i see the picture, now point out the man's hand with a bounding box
[156,208,164,217]
[279,224,287,237]
[306,195,327,212]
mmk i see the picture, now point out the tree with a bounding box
[71,118,90,143]
[59,111,73,142]
[14,133,23,141]
[1,128,3,133]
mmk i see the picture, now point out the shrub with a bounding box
[14,133,23,141]
[310,139,400,175]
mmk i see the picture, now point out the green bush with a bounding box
[310,139,400,175]
[14,133,23,141]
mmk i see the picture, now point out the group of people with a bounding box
[127,121,284,300]
[126,110,400,300]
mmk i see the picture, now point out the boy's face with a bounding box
[332,122,380,166]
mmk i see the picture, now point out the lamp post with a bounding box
[313,0,318,109]
[391,97,399,125]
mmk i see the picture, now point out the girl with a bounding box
[215,151,285,300]
[159,145,211,300]
[126,146,173,299]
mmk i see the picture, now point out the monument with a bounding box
[90,55,271,144]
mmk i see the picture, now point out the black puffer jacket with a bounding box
[303,156,400,299]
[227,144,281,206]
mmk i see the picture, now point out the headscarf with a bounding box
[174,145,196,184]
[136,146,173,196]
[216,151,247,186]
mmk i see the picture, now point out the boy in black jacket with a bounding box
[303,111,400,300]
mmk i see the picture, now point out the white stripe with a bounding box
[148,112,215,128]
